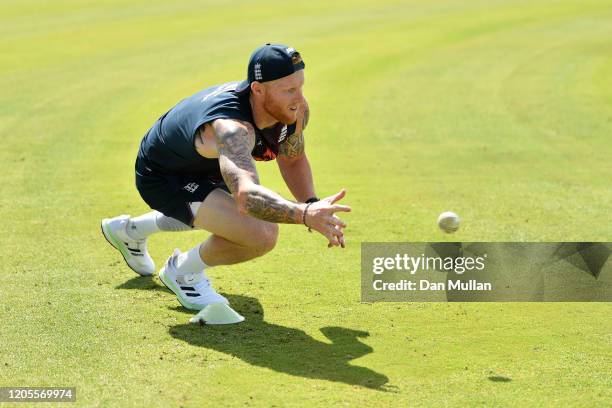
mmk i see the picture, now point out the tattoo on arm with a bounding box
[214,120,259,192]
[278,107,308,159]
[279,131,304,159]
[213,120,302,224]
[242,189,299,224]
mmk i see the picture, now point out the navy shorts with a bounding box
[135,157,230,226]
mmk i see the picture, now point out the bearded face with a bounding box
[262,71,304,125]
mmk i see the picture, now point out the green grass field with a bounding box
[1,0,611,406]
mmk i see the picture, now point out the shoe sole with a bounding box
[100,219,153,276]
[158,265,204,311]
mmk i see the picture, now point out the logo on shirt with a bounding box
[183,182,199,193]
[278,125,288,143]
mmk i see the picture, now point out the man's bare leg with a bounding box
[157,188,278,311]
[104,187,276,277]
[193,188,279,266]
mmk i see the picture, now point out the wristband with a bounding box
[305,197,319,204]
[302,202,315,233]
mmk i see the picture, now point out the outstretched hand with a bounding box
[304,189,351,248]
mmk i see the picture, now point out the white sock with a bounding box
[175,244,210,275]
[126,211,162,240]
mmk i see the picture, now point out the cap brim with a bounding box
[235,80,251,93]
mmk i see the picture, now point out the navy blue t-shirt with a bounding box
[137,81,296,176]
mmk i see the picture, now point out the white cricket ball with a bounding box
[437,211,460,233]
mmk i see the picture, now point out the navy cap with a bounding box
[236,43,305,93]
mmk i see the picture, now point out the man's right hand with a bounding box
[303,189,351,248]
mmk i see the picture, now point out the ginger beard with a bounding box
[261,72,304,125]
[262,87,300,125]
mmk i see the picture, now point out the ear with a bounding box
[251,81,265,96]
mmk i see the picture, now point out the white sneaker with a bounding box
[159,249,228,311]
[101,215,155,276]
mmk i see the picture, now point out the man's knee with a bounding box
[251,223,279,255]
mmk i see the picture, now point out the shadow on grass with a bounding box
[488,376,512,382]
[169,293,393,391]
[115,276,171,293]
